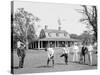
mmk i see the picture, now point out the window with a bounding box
[48,33,51,37]
[56,33,59,37]
[64,33,67,37]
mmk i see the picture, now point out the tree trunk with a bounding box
[25,17,29,50]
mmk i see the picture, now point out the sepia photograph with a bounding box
[11,1,98,74]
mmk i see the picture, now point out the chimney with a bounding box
[45,25,48,30]
[58,26,61,31]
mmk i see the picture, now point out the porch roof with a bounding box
[33,38,81,42]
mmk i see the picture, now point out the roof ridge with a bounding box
[43,29,68,33]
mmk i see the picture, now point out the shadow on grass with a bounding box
[76,62,97,66]
[91,64,97,66]
[12,66,19,69]
[36,65,53,68]
[64,61,97,67]
[56,63,66,65]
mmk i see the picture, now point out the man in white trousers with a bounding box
[45,44,54,67]
[73,43,80,63]
[87,43,93,66]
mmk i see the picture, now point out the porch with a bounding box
[29,38,80,50]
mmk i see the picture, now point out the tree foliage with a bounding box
[13,8,40,49]
[78,5,97,42]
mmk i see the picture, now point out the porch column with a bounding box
[31,42,33,49]
[57,41,58,47]
[56,41,57,47]
[42,41,43,48]
[33,42,34,48]
[40,41,41,48]
[58,41,60,47]
[48,41,49,47]
[38,41,40,50]
[55,41,56,48]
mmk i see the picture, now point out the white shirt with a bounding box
[73,45,79,53]
[17,41,22,48]
[88,45,93,52]
[47,48,54,58]
[17,41,25,48]
[63,47,69,54]
[94,42,97,47]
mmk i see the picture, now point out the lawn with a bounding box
[12,48,97,74]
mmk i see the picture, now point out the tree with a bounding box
[78,5,97,42]
[70,32,93,45]
[70,34,79,39]
[79,31,93,44]
[13,8,40,50]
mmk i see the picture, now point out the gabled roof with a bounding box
[32,29,81,42]
[39,29,70,39]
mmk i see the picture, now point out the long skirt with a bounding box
[73,52,79,62]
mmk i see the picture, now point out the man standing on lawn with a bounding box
[45,44,54,67]
[73,43,80,63]
[80,44,88,64]
[87,43,93,66]
[60,44,69,65]
[17,39,26,68]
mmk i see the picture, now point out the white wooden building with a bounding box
[29,25,80,49]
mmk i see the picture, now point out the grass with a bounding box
[12,49,97,74]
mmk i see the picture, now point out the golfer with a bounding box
[60,44,69,65]
[45,44,54,67]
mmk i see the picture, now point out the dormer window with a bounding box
[64,33,67,37]
[48,33,51,37]
[56,33,59,37]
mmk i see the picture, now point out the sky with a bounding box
[14,1,88,36]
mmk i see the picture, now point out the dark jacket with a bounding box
[17,47,26,57]
[81,46,88,55]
